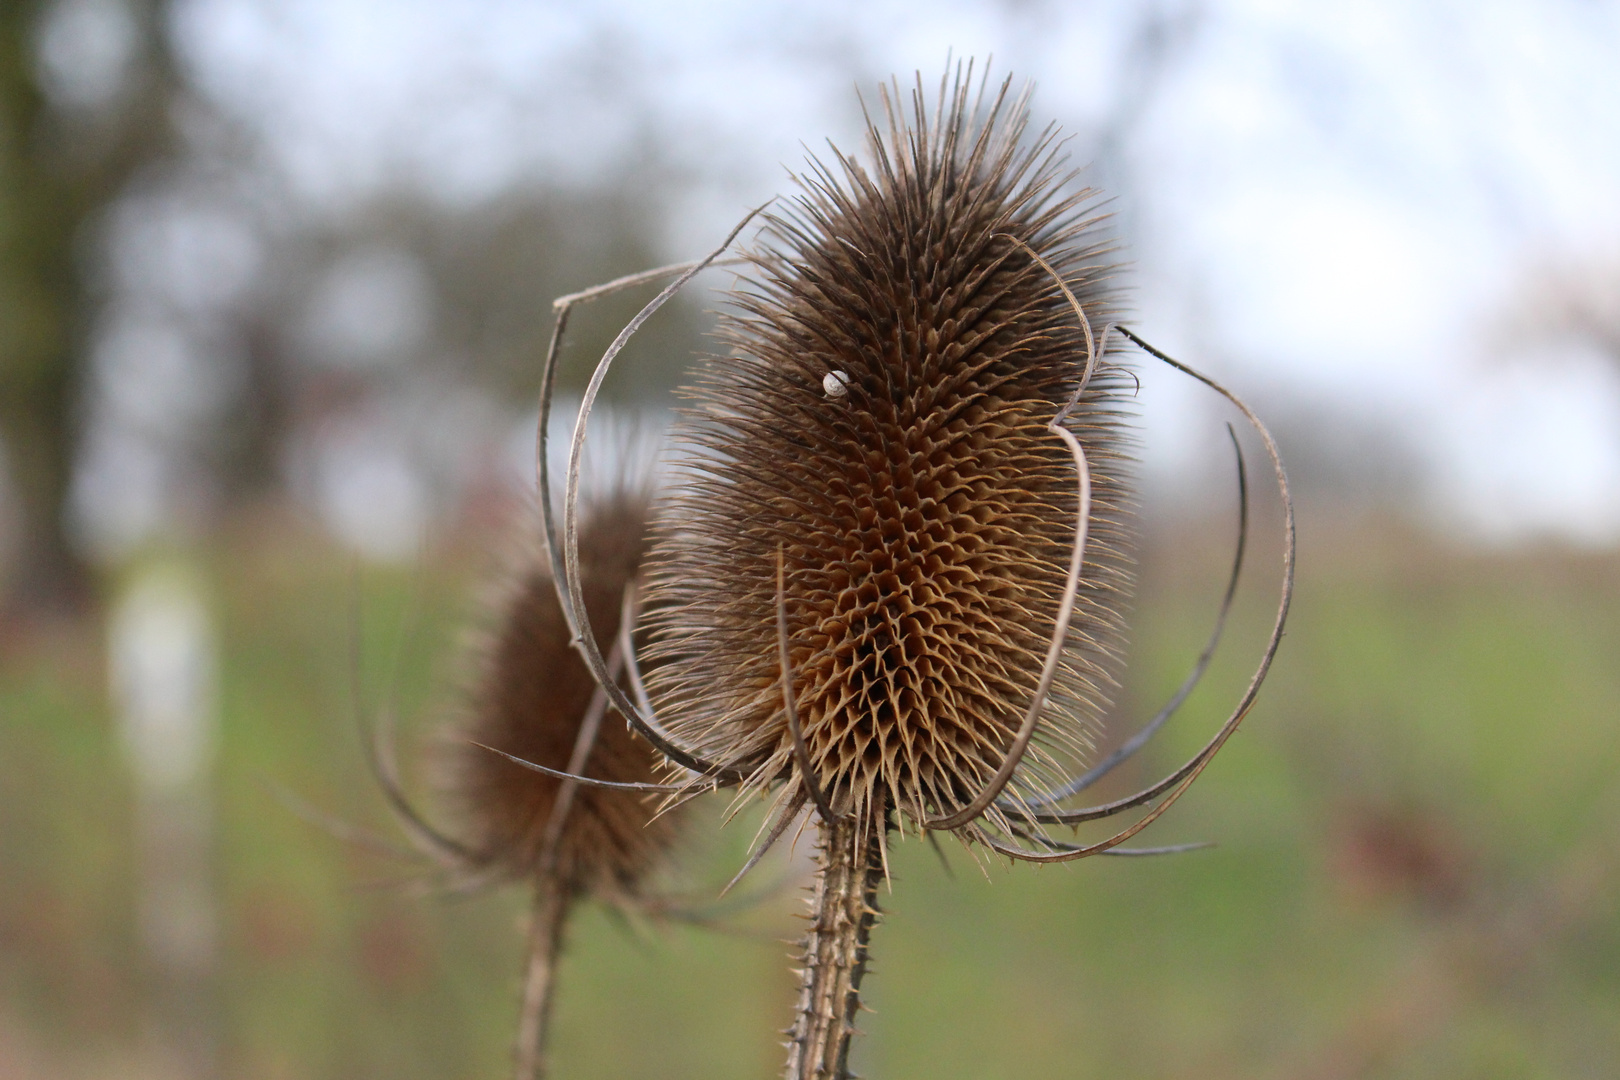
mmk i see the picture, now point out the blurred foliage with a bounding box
[0,0,179,615]
[0,0,710,619]
[1,514,1615,1079]
[245,185,708,411]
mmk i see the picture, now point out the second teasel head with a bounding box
[442,489,678,898]
[642,75,1139,838]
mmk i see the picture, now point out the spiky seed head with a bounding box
[645,72,1137,836]
[442,491,677,896]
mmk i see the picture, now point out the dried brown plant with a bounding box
[445,491,675,900]
[351,490,684,1080]
[526,63,1294,1080]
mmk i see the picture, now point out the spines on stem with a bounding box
[784,810,886,1080]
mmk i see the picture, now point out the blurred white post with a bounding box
[110,563,220,1080]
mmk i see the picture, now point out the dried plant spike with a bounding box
[440,490,680,1080]
[642,66,1138,1079]
[447,491,675,894]
[537,59,1292,1079]
[646,68,1136,846]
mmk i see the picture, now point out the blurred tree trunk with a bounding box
[0,0,178,621]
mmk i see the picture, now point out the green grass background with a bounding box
[3,506,1617,1079]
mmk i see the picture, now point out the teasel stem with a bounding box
[514,878,567,1080]
[510,647,620,1080]
[785,808,887,1080]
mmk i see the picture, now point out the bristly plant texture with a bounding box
[435,490,678,1080]
[534,58,1289,1080]
[445,490,676,896]
[645,70,1135,1078]
[646,75,1134,847]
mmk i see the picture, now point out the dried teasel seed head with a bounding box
[645,73,1137,836]
[442,490,677,897]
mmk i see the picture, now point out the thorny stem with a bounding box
[514,879,568,1080]
[510,655,618,1080]
[785,809,886,1080]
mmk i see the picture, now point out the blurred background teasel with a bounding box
[1,2,1617,1079]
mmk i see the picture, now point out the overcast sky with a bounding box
[159,0,1620,543]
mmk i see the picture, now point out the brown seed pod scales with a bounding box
[442,489,677,899]
[644,74,1138,837]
